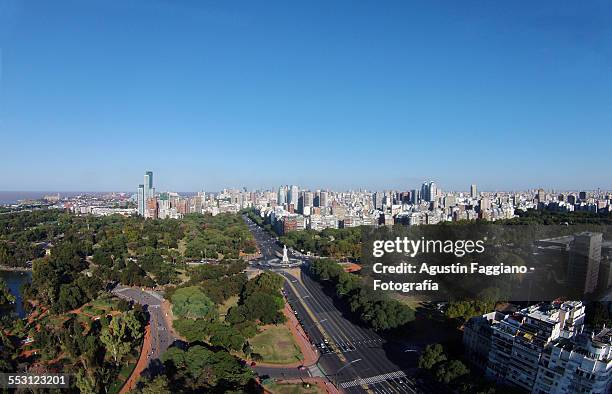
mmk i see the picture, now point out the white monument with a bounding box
[282,245,289,264]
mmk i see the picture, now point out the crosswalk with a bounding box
[317,337,384,355]
[340,370,407,389]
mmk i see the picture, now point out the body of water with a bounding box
[0,191,215,205]
[0,191,113,205]
[0,270,32,318]
[0,191,48,205]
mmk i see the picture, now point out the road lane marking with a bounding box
[293,274,359,348]
[340,371,407,389]
[283,275,348,364]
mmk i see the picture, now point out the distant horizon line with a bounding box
[1,187,610,194]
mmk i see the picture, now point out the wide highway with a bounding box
[243,215,421,394]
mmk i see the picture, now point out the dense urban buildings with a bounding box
[464,301,611,393]
[536,233,612,296]
[247,182,611,235]
[16,176,609,232]
[17,175,586,233]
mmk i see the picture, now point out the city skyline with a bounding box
[1,2,611,393]
[1,182,612,194]
[2,1,612,191]
[2,183,611,194]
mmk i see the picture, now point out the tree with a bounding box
[0,279,15,307]
[58,283,85,312]
[76,274,103,300]
[139,376,171,394]
[243,271,284,299]
[243,292,284,324]
[75,369,97,394]
[208,324,246,351]
[161,344,254,391]
[435,360,469,384]
[0,243,10,266]
[120,261,154,287]
[310,259,415,331]
[171,286,216,320]
[418,344,447,370]
[0,331,16,372]
[100,311,142,366]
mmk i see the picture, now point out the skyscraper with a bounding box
[289,185,299,206]
[144,171,154,202]
[304,191,313,207]
[145,170,153,189]
[373,192,383,210]
[421,181,437,203]
[320,191,329,207]
[420,182,429,203]
[410,189,419,205]
[470,184,478,198]
[567,232,602,295]
[137,171,155,217]
[137,184,145,215]
[429,182,437,202]
[277,186,287,205]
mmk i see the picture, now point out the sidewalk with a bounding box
[160,299,182,340]
[119,323,151,394]
[282,301,319,367]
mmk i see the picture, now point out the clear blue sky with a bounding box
[1,0,611,192]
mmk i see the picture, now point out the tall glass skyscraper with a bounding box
[138,170,154,216]
[137,184,145,215]
[289,185,299,206]
[144,171,153,201]
[277,186,287,205]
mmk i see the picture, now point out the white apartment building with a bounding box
[534,328,611,394]
[465,301,611,393]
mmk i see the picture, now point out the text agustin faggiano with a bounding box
[371,237,528,293]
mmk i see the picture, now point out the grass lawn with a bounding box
[264,382,324,394]
[218,295,239,321]
[250,325,303,364]
[390,294,423,310]
[90,297,117,310]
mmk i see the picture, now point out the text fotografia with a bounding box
[371,237,531,293]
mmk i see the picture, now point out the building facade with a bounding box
[465,301,611,394]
